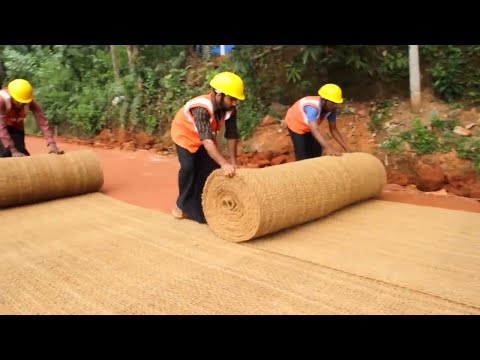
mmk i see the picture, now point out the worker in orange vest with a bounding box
[0,79,64,157]
[285,83,349,160]
[170,71,245,223]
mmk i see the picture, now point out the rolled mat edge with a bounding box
[0,150,104,208]
[203,152,386,242]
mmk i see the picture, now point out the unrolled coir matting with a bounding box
[0,150,479,314]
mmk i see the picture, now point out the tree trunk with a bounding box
[110,45,120,81]
[409,45,421,113]
[201,45,210,60]
[0,61,4,86]
[127,45,139,69]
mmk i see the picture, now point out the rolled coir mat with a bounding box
[0,150,104,208]
[202,152,386,242]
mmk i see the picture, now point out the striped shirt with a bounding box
[0,99,54,149]
[191,107,239,141]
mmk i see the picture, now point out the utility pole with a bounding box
[409,45,421,113]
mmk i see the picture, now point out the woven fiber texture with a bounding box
[249,199,480,309]
[0,150,103,208]
[202,152,386,242]
[1,193,477,315]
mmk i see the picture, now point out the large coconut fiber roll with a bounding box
[202,152,386,242]
[0,150,104,208]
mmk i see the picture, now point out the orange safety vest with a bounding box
[285,96,332,134]
[0,88,31,130]
[171,94,234,153]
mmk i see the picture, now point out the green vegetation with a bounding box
[1,45,479,141]
[380,112,480,173]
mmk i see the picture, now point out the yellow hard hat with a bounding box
[318,83,343,104]
[209,72,245,100]
[8,79,33,103]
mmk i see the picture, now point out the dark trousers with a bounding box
[175,144,220,224]
[0,126,30,157]
[287,127,322,161]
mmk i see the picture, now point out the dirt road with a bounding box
[25,136,480,214]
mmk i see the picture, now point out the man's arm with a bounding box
[0,102,15,150]
[29,100,64,154]
[328,120,349,152]
[224,109,239,166]
[0,102,26,156]
[304,106,341,156]
[191,107,235,176]
[29,100,54,144]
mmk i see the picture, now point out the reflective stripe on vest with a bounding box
[0,89,29,118]
[184,96,233,134]
[0,90,12,112]
[298,97,321,124]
